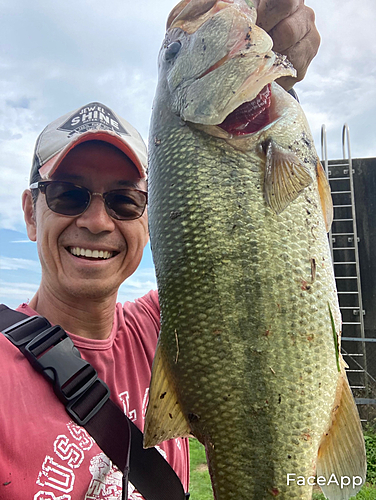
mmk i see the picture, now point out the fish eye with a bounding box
[164,41,181,61]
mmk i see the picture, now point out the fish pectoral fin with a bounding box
[316,160,334,232]
[143,341,191,448]
[264,140,313,214]
[316,371,366,500]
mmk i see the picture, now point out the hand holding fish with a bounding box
[255,0,320,90]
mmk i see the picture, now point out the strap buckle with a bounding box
[2,315,51,348]
[23,324,110,425]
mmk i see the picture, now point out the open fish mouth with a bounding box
[218,83,271,135]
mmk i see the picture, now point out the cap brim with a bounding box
[38,129,147,179]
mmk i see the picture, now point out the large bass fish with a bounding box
[144,1,366,498]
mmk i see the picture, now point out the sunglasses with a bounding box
[30,181,148,221]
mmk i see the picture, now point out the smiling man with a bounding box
[25,137,149,338]
[0,102,190,500]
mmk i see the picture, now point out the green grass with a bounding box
[189,438,212,500]
[188,435,376,500]
[364,423,376,485]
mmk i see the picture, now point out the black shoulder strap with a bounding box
[0,304,188,500]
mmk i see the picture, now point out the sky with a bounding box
[0,0,375,308]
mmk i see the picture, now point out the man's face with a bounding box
[24,141,149,302]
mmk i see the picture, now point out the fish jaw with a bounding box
[160,0,295,126]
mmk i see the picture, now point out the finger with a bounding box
[276,28,321,90]
[283,23,320,78]
[256,0,302,33]
[269,5,316,53]
[275,75,297,92]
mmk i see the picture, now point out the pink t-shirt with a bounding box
[0,291,189,499]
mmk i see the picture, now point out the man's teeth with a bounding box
[70,247,114,259]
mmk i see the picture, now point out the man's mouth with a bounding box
[68,247,117,260]
[218,83,272,136]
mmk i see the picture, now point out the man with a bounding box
[0,2,320,498]
[1,102,189,499]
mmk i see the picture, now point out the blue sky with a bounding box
[0,0,375,308]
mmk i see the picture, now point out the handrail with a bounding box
[342,123,352,162]
[342,124,364,336]
[341,123,368,389]
[323,124,369,397]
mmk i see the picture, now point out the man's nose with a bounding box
[75,194,116,233]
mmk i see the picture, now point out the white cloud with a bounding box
[0,256,41,272]
[10,240,33,244]
[297,0,376,160]
[0,0,375,228]
[0,280,39,309]
[0,0,177,231]
[117,267,157,304]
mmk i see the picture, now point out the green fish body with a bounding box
[145,1,366,499]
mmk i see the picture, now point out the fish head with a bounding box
[154,0,333,225]
[157,0,296,133]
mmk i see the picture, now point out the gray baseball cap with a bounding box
[31,102,147,182]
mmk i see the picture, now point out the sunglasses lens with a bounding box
[105,190,147,220]
[45,182,90,216]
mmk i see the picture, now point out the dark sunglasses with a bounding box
[30,181,148,221]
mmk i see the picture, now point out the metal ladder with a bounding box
[321,124,368,397]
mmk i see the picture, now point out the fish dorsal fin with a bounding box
[264,140,313,214]
[316,368,367,500]
[144,341,191,448]
[316,160,334,232]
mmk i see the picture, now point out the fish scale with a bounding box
[148,123,339,498]
[145,1,366,498]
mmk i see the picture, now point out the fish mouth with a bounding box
[218,83,272,136]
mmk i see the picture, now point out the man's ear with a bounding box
[22,190,37,242]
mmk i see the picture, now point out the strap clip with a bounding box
[3,315,51,348]
[22,324,109,425]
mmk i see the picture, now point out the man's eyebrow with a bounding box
[117,180,143,189]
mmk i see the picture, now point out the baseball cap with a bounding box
[30,102,147,183]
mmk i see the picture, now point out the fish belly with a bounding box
[148,124,340,500]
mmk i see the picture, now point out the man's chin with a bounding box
[63,281,120,302]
